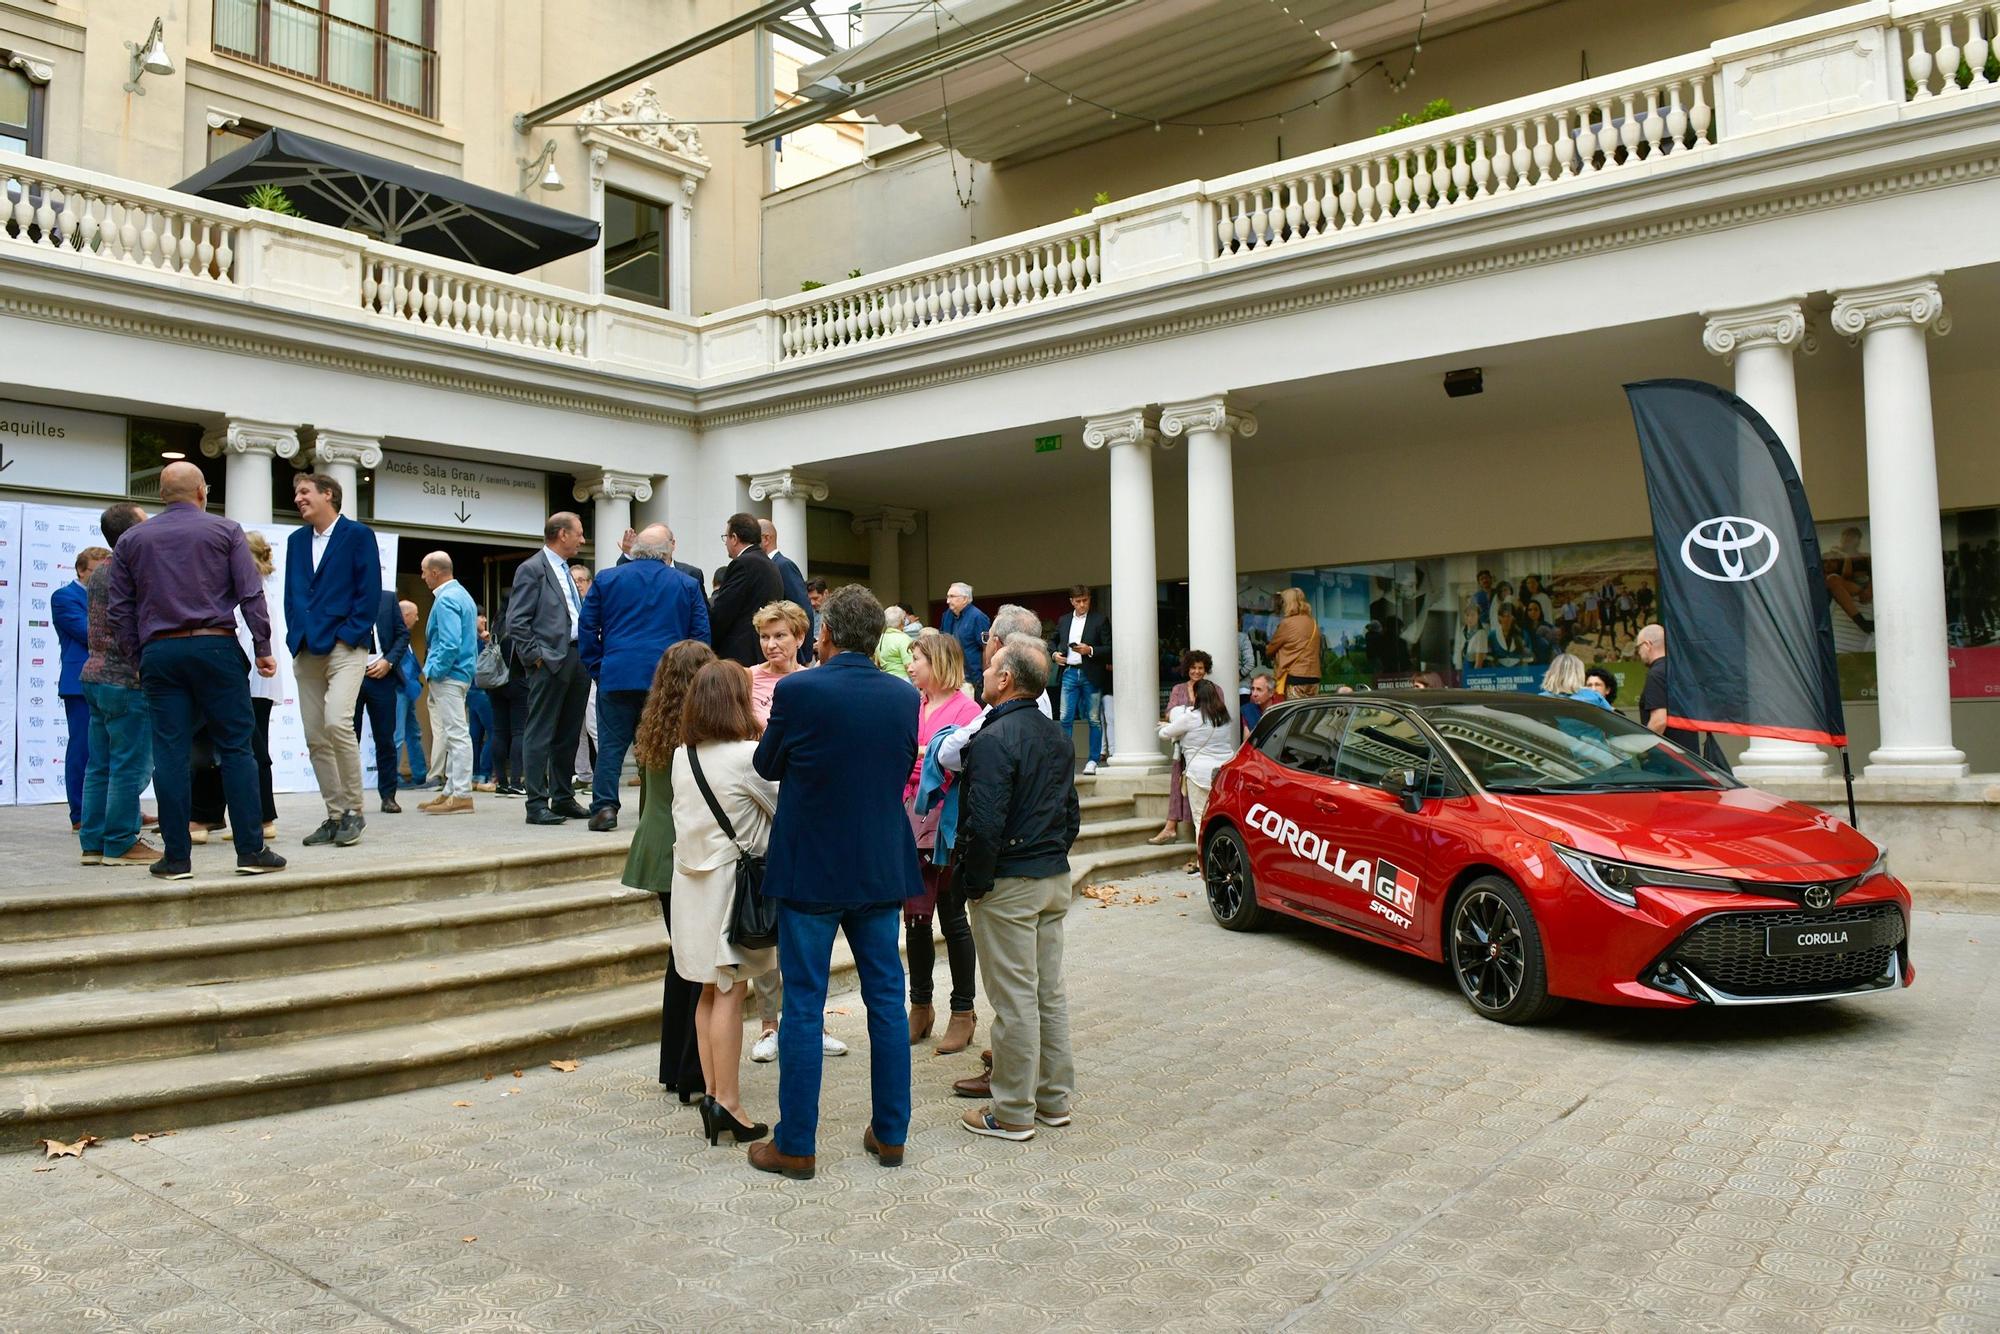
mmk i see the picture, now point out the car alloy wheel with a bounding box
[1203,827,1265,932]
[1448,876,1563,1024]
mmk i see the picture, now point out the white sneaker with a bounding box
[1083,760,1098,776]
[751,1029,778,1063]
[821,1031,848,1057]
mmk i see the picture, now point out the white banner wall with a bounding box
[0,503,20,806]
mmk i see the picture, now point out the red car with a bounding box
[1202,691,1912,1023]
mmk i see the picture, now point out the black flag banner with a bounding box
[1623,379,1846,746]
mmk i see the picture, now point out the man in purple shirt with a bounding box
[105,462,286,880]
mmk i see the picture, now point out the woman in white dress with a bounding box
[671,661,778,1146]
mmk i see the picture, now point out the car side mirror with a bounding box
[1388,768,1425,814]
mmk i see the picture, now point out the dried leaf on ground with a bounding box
[40,1136,99,1159]
[452,1101,473,1108]
[549,1059,581,1073]
[826,1008,849,1017]
[482,1072,495,1081]
[130,1130,177,1143]
[511,1069,524,1078]
[462,1235,478,1244]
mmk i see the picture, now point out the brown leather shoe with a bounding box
[952,1071,991,1099]
[424,796,475,815]
[417,793,449,811]
[906,1003,934,1042]
[104,842,163,868]
[747,1140,815,1180]
[936,1010,976,1055]
[862,1126,904,1168]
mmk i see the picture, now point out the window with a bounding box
[1273,706,1346,775]
[1,61,45,156]
[213,0,436,116]
[603,188,667,308]
[1335,707,1444,796]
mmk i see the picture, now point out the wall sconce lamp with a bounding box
[124,17,174,95]
[518,140,563,193]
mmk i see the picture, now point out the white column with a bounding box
[305,430,383,515]
[853,506,917,607]
[1086,409,1166,772]
[1162,394,1256,725]
[200,420,298,526]
[748,469,828,580]
[1702,301,1831,780]
[572,470,654,573]
[1831,278,1968,779]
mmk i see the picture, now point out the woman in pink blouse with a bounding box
[905,630,984,1053]
[746,600,811,727]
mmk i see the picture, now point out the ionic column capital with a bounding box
[1701,300,1816,362]
[746,470,829,504]
[306,430,383,471]
[200,419,299,461]
[572,469,655,504]
[1082,408,1160,452]
[1159,394,1258,440]
[851,505,917,537]
[1831,278,1950,340]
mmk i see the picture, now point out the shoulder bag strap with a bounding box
[684,744,743,849]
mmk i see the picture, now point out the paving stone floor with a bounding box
[3,873,1995,1333]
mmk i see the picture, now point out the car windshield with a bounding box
[1424,699,1737,793]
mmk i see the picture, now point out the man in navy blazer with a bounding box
[578,523,709,831]
[352,588,409,813]
[747,584,921,1181]
[758,517,812,663]
[54,547,105,828]
[284,472,383,849]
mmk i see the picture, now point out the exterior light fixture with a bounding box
[124,17,174,95]
[160,450,186,461]
[1443,367,1484,398]
[518,140,563,193]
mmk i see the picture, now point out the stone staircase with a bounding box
[0,776,1190,1146]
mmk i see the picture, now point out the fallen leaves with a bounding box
[511,1069,524,1079]
[40,1135,99,1160]
[548,1059,581,1073]
[130,1130,177,1144]
[462,1235,478,1244]
[1080,883,1159,908]
[452,1101,473,1108]
[826,1007,850,1017]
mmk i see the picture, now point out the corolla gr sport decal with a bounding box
[1243,803,1420,931]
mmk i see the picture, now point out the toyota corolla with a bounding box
[1200,691,1913,1023]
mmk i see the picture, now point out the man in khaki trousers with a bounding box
[954,634,1083,1141]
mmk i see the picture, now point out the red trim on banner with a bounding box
[1668,715,1847,746]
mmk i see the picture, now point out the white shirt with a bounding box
[1160,705,1240,787]
[1060,611,1088,666]
[543,545,581,640]
[309,513,342,572]
[937,694,1054,773]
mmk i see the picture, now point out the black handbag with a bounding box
[685,744,778,951]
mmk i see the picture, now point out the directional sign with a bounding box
[0,401,129,499]
[372,451,547,537]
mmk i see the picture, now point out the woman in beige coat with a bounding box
[671,661,778,1146]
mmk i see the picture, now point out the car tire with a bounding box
[1203,827,1266,932]
[1448,875,1565,1024]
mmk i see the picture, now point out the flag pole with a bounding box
[1839,747,1859,830]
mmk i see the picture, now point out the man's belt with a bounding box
[155,627,233,639]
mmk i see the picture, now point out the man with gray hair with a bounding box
[955,633,1081,1141]
[417,551,479,814]
[938,581,990,696]
[935,604,1051,777]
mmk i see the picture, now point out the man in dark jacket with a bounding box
[956,633,1081,1142]
[1047,584,1111,774]
[708,512,784,667]
[353,588,409,812]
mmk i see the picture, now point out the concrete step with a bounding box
[0,921,668,1075]
[0,881,659,999]
[0,841,632,942]
[1071,839,1200,886]
[0,980,667,1145]
[1071,816,1178,858]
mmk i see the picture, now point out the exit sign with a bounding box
[1034,434,1062,453]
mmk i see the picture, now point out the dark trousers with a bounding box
[251,698,277,821]
[490,681,526,785]
[591,688,646,814]
[907,863,977,1012]
[468,687,494,780]
[63,694,89,826]
[656,896,705,1096]
[354,674,400,798]
[774,902,910,1157]
[192,698,278,825]
[140,637,266,862]
[522,651,589,813]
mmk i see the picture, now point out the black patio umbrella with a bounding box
[174,128,599,274]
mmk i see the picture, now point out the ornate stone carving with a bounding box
[1701,300,1817,361]
[200,420,299,460]
[1831,278,1950,339]
[1082,409,1160,451]
[1158,395,1258,440]
[6,51,53,85]
[747,470,829,504]
[307,430,383,471]
[575,84,710,166]
[572,470,654,504]
[851,506,918,536]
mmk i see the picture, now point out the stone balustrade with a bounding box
[1902,0,2000,101]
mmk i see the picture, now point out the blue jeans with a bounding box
[140,637,266,861]
[1058,669,1105,762]
[591,688,646,813]
[774,902,910,1157]
[63,694,89,826]
[80,682,151,857]
[468,687,494,781]
[396,691,428,783]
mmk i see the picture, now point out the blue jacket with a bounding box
[284,517,382,658]
[752,652,922,908]
[53,579,90,697]
[579,559,710,693]
[369,590,409,688]
[939,603,990,690]
[424,579,480,685]
[770,550,809,610]
[915,725,964,867]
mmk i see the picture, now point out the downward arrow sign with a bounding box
[452,502,472,524]
[0,443,11,472]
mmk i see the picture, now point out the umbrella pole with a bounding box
[1840,747,1859,830]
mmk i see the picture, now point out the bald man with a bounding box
[105,462,284,879]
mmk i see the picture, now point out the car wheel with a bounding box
[1203,827,1266,932]
[1448,876,1565,1024]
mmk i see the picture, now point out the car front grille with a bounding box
[1667,903,1906,998]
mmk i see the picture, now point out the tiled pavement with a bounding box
[4,873,1995,1333]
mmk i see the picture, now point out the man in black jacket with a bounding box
[353,589,409,813]
[1047,585,1111,774]
[709,512,785,667]
[955,633,1081,1142]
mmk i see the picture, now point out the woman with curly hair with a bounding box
[623,638,716,1104]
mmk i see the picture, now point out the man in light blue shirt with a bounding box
[419,551,480,814]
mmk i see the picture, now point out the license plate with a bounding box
[1767,923,1867,956]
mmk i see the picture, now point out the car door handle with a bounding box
[1312,797,1339,813]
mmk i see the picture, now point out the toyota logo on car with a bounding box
[1680,515,1780,583]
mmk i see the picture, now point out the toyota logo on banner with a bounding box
[1680,515,1781,583]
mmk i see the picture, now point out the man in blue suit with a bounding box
[747,585,921,1181]
[352,588,409,812]
[284,472,383,849]
[578,523,709,832]
[54,546,106,829]
[758,517,813,665]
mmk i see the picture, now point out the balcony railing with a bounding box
[214,0,436,118]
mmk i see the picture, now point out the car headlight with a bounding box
[1864,847,1890,881]
[1552,846,1738,907]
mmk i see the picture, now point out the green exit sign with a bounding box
[1034,434,1063,454]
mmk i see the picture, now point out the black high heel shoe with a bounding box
[704,1098,769,1146]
